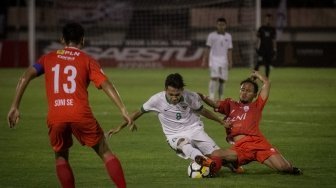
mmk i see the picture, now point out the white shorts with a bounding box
[166,126,220,159]
[209,56,229,80]
[210,64,228,80]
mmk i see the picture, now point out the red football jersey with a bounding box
[217,95,268,140]
[34,47,107,123]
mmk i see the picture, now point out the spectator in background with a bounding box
[202,17,233,101]
[254,14,277,78]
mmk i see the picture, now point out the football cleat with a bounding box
[195,155,216,177]
[291,167,303,175]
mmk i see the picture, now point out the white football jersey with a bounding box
[142,90,204,136]
[206,31,233,67]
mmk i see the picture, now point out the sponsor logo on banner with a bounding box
[41,40,204,68]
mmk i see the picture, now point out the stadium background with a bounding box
[0,0,335,68]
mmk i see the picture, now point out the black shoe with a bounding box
[292,167,303,175]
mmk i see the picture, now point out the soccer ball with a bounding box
[187,161,210,178]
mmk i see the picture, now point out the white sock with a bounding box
[181,144,204,161]
[218,82,225,100]
[209,80,217,100]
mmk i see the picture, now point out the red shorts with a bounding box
[48,119,104,152]
[230,135,279,165]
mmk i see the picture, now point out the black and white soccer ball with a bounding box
[187,161,210,178]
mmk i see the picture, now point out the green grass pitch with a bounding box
[0,67,336,187]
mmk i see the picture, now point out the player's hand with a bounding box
[201,59,208,68]
[221,119,232,128]
[107,125,124,138]
[250,71,261,80]
[7,107,20,128]
[121,110,134,127]
[128,123,137,132]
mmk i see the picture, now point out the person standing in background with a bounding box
[202,17,233,101]
[254,14,277,78]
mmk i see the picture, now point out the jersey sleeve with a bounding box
[216,98,231,116]
[142,94,159,113]
[256,94,268,110]
[33,55,47,76]
[88,58,107,89]
[188,91,203,111]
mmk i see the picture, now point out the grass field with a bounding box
[1,67,336,188]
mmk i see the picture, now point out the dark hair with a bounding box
[165,73,186,89]
[240,78,259,93]
[62,22,84,45]
[266,13,273,18]
[217,17,227,23]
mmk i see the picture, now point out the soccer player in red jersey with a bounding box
[199,71,302,175]
[7,23,133,187]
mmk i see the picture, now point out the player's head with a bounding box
[216,17,227,33]
[239,78,258,104]
[62,22,85,46]
[165,73,186,104]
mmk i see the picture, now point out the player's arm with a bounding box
[251,71,270,100]
[7,67,38,128]
[198,93,219,109]
[198,107,230,128]
[256,29,261,54]
[101,80,133,127]
[201,46,210,67]
[107,110,144,137]
[228,48,233,69]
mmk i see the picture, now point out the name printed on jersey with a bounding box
[56,49,81,61]
[54,98,74,107]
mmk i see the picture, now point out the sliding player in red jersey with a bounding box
[199,71,302,175]
[7,22,133,188]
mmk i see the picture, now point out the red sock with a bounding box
[104,154,126,188]
[56,159,75,188]
[210,156,222,173]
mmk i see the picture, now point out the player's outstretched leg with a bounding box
[263,154,303,175]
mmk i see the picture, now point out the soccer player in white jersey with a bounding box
[202,17,233,100]
[107,73,240,176]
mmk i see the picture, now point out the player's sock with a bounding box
[218,82,225,100]
[56,159,75,188]
[181,143,204,161]
[209,80,217,100]
[104,154,126,188]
